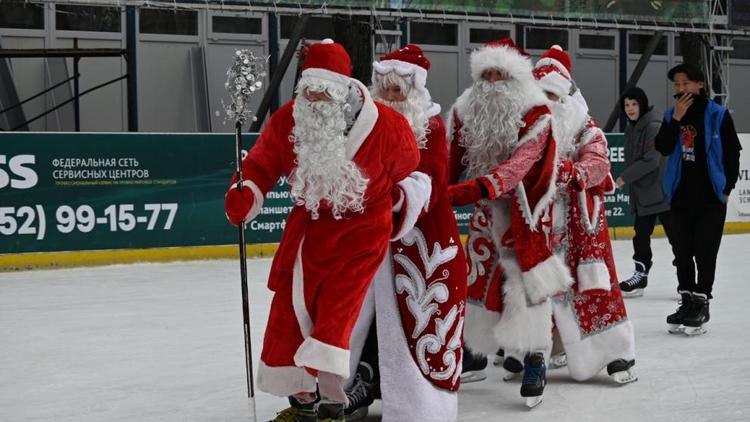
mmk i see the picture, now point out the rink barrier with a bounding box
[2,223,749,272]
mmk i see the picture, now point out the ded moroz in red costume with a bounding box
[446,38,572,371]
[535,45,636,384]
[344,44,467,422]
[223,39,421,400]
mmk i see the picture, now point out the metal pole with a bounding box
[126,6,138,132]
[249,14,309,132]
[604,31,663,133]
[73,38,80,132]
[268,13,280,114]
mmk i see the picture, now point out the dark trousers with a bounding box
[632,209,676,267]
[671,203,727,299]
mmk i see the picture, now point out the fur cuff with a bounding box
[494,273,553,352]
[577,261,611,293]
[294,336,351,379]
[257,361,317,397]
[391,171,432,240]
[464,301,502,355]
[521,255,573,304]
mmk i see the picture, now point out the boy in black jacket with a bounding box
[655,63,742,335]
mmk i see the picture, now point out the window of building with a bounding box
[469,28,511,44]
[212,16,262,35]
[628,33,667,55]
[410,22,457,46]
[730,39,750,60]
[0,1,44,30]
[579,34,615,50]
[56,5,121,33]
[280,16,334,40]
[140,8,198,36]
[525,28,568,50]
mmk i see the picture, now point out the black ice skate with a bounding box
[549,352,568,369]
[667,292,694,334]
[606,359,637,384]
[619,261,649,297]
[682,295,710,336]
[520,353,546,408]
[461,345,488,383]
[502,354,524,381]
[319,362,376,421]
[269,396,317,422]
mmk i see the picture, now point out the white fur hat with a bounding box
[470,37,533,82]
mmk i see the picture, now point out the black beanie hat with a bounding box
[621,86,650,121]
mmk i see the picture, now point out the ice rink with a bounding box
[2,235,749,422]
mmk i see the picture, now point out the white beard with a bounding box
[289,96,369,220]
[548,96,589,159]
[460,80,527,179]
[372,93,431,149]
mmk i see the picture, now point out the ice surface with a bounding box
[2,235,749,421]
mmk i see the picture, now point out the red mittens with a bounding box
[557,159,574,185]
[224,185,255,226]
[448,179,485,207]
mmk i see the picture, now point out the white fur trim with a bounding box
[346,263,378,387]
[521,254,574,305]
[537,71,571,98]
[391,171,432,241]
[513,114,558,229]
[577,190,603,234]
[576,261,612,292]
[345,79,379,160]
[426,102,441,118]
[445,87,472,141]
[257,361,317,397]
[301,67,351,89]
[494,258,554,352]
[470,45,533,83]
[464,301,502,355]
[552,298,635,381]
[294,336,351,379]
[240,180,264,221]
[292,239,313,337]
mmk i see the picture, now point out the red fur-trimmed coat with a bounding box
[551,118,634,380]
[447,96,573,354]
[390,115,467,392]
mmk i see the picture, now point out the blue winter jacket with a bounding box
[662,100,728,204]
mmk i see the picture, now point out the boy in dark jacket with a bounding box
[655,63,742,335]
[617,86,676,297]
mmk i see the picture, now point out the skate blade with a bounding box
[346,406,369,421]
[667,324,685,334]
[503,370,521,382]
[612,370,638,384]
[549,355,568,369]
[683,326,707,336]
[525,396,543,408]
[622,289,644,298]
[493,356,504,367]
[460,369,487,383]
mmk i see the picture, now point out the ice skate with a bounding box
[619,261,649,297]
[319,362,375,421]
[606,359,637,384]
[461,346,488,383]
[549,352,567,369]
[682,295,710,336]
[520,353,546,408]
[269,396,318,422]
[315,401,345,422]
[493,348,505,367]
[666,292,694,334]
[502,355,524,381]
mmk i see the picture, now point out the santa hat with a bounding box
[533,45,573,98]
[371,44,440,115]
[470,37,532,82]
[300,38,352,88]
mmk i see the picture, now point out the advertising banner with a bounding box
[1,132,637,254]
[727,134,750,222]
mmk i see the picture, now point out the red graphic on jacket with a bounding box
[680,125,697,162]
